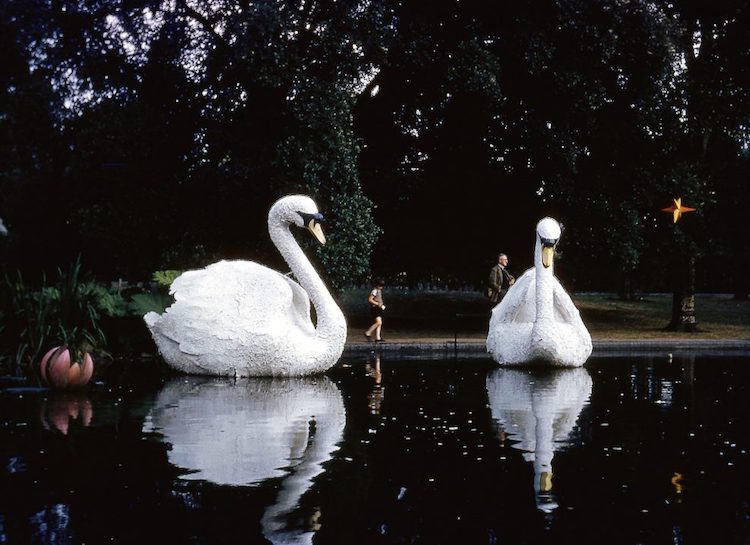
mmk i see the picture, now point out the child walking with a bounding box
[364,279,386,342]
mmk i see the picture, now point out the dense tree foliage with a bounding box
[1,0,748,298]
[358,0,749,297]
[1,0,390,288]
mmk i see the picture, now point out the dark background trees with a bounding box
[1,0,389,288]
[1,0,748,296]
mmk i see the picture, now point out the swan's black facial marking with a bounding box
[298,211,327,245]
[540,237,558,248]
[297,211,324,228]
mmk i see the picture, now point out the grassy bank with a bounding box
[576,293,750,340]
[339,289,750,341]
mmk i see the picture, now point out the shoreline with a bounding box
[343,338,750,360]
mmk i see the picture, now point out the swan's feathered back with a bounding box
[166,260,314,352]
[491,268,536,324]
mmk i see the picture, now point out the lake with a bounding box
[2,353,750,544]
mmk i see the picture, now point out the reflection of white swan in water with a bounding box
[143,376,345,544]
[144,195,347,377]
[486,217,592,367]
[486,367,592,512]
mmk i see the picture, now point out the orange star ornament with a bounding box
[661,197,696,223]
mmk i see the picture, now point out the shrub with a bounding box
[0,258,125,376]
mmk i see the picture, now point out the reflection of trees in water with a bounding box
[27,503,72,545]
[627,355,696,406]
[486,367,592,513]
[144,376,346,545]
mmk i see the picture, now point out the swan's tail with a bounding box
[144,311,160,330]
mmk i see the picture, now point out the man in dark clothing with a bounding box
[487,253,515,305]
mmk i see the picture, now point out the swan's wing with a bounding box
[491,268,536,324]
[550,278,586,327]
[549,279,593,364]
[280,273,313,331]
[160,260,312,356]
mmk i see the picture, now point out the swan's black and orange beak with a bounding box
[540,237,557,268]
[299,212,326,245]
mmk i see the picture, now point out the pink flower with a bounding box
[39,346,94,389]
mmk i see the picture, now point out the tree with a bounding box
[1,0,392,287]
[356,1,543,286]
[660,1,750,327]
[3,0,748,297]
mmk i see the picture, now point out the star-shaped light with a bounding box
[661,197,696,223]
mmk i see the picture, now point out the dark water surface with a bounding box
[2,354,750,545]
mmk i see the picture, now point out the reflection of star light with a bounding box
[671,472,684,494]
[661,197,696,223]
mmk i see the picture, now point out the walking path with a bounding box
[343,329,750,359]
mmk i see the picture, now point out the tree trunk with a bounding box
[667,255,698,332]
[617,274,635,301]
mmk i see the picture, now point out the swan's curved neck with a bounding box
[535,239,555,321]
[269,218,344,342]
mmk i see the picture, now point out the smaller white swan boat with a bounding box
[486,217,592,367]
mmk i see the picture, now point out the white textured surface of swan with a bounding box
[144,195,347,376]
[486,217,592,367]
